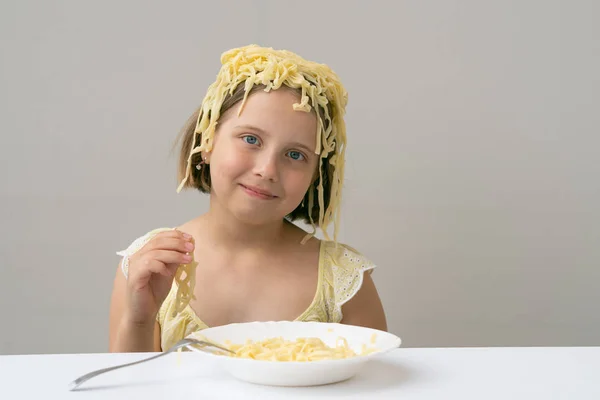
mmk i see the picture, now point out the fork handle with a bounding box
[68,351,171,391]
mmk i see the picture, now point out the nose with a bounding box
[253,151,279,182]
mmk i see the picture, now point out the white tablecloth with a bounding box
[1,347,598,399]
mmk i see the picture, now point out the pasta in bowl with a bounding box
[186,321,401,386]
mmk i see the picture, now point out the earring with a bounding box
[195,156,207,170]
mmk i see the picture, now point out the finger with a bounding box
[164,262,181,277]
[128,258,171,283]
[145,237,194,254]
[145,229,191,243]
[157,261,189,278]
[141,258,178,278]
[165,229,193,241]
[147,249,193,266]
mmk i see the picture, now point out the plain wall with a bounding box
[1,0,598,354]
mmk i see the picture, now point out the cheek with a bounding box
[285,170,314,198]
[211,145,250,180]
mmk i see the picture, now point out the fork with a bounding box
[68,338,234,391]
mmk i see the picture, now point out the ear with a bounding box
[202,151,211,164]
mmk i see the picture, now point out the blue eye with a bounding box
[242,135,259,145]
[287,151,305,161]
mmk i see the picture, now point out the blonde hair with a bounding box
[176,45,348,242]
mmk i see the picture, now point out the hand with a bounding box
[123,230,194,325]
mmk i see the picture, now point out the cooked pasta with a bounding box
[172,257,198,317]
[221,336,377,362]
[170,229,198,317]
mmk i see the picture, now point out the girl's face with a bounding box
[207,88,319,225]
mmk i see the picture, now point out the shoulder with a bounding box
[320,241,377,274]
[320,241,386,330]
[317,240,380,323]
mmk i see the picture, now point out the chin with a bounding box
[230,206,285,226]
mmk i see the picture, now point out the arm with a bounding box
[340,272,388,331]
[108,261,162,352]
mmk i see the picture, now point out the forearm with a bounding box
[111,316,156,352]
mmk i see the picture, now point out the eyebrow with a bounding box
[233,124,315,154]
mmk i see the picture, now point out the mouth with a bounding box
[239,184,278,200]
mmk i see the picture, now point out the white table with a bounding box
[1,347,599,399]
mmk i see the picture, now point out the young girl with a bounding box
[109,45,387,352]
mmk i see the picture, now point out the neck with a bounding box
[202,197,289,251]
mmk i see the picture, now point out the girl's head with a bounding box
[176,45,348,242]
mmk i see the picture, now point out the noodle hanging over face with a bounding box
[176,45,349,243]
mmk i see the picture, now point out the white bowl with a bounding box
[187,321,401,387]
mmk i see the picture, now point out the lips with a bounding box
[240,184,277,199]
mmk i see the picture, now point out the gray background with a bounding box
[1,0,598,355]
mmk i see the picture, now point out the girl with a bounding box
[109,45,387,352]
